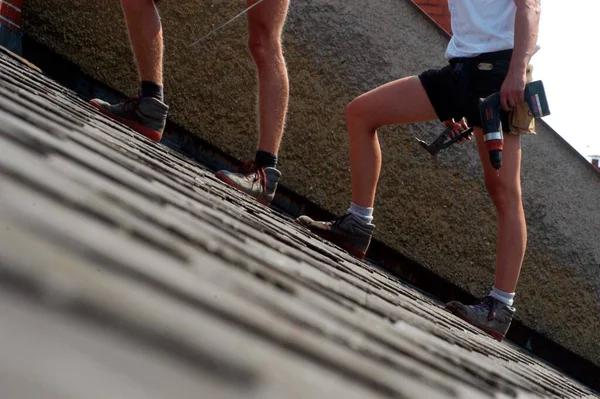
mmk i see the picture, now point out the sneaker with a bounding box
[215,162,281,205]
[445,296,515,341]
[295,213,374,259]
[90,95,168,142]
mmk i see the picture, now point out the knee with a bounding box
[484,177,522,214]
[248,26,281,67]
[345,96,376,132]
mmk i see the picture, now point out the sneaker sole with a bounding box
[216,174,271,206]
[294,220,367,260]
[445,303,506,342]
[90,100,163,142]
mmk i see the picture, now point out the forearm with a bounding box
[510,0,541,73]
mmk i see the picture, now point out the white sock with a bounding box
[348,202,374,224]
[489,287,515,306]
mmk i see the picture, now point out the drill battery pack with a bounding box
[509,65,536,135]
[508,66,551,135]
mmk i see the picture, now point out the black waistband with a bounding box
[450,49,513,66]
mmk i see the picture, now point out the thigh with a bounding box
[351,76,438,127]
[419,64,467,123]
[246,0,290,35]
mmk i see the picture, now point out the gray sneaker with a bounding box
[216,162,281,205]
[90,96,168,142]
[445,296,515,341]
[296,213,374,259]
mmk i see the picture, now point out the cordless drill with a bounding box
[479,80,551,170]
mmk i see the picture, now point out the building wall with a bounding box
[411,0,452,34]
[23,0,600,365]
[0,0,22,53]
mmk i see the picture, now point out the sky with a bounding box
[533,0,600,161]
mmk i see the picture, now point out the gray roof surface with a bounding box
[0,51,597,399]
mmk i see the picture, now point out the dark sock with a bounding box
[254,150,278,168]
[141,81,164,102]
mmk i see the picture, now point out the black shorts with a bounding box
[419,49,512,129]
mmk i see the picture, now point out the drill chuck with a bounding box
[488,150,503,170]
[483,131,504,170]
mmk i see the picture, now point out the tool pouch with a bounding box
[509,65,536,135]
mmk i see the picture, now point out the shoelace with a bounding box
[120,96,141,115]
[481,296,498,321]
[331,214,350,226]
[237,161,267,189]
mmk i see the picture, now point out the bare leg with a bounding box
[246,0,290,155]
[89,0,167,141]
[121,0,163,84]
[344,76,438,207]
[474,129,527,292]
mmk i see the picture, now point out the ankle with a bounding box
[348,202,374,224]
[255,150,278,168]
[489,287,515,306]
[141,80,164,102]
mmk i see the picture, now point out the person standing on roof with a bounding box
[296,0,541,342]
[90,0,289,205]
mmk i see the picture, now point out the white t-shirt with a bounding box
[445,0,517,59]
